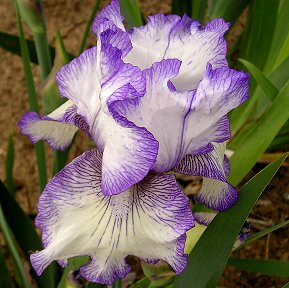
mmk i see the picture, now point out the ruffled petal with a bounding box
[30,149,193,285]
[92,0,132,56]
[57,44,156,196]
[113,59,248,175]
[18,100,89,150]
[125,14,229,90]
[175,142,237,211]
[92,0,125,35]
[56,47,100,124]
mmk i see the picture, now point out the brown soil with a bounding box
[0,1,288,288]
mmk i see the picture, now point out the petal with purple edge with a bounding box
[91,0,132,56]
[92,0,125,35]
[57,44,155,196]
[125,15,230,90]
[175,142,238,211]
[18,100,88,151]
[30,149,193,285]
[56,47,100,124]
[113,59,248,175]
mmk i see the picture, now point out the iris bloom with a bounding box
[19,0,249,284]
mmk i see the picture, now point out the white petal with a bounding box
[18,101,82,150]
[125,15,229,90]
[30,149,193,284]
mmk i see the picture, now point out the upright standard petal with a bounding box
[92,0,125,35]
[56,45,158,195]
[18,100,89,150]
[125,14,229,90]
[30,149,193,285]
[175,142,237,211]
[91,0,131,56]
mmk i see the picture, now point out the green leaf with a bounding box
[172,0,192,17]
[79,0,101,54]
[282,282,289,288]
[119,0,143,27]
[86,283,105,288]
[238,58,279,101]
[0,180,56,287]
[16,0,52,80]
[0,31,74,65]
[173,153,287,288]
[57,256,89,288]
[14,0,48,191]
[207,0,249,25]
[0,248,14,288]
[228,80,289,185]
[5,135,15,195]
[227,258,289,277]
[130,277,151,288]
[0,31,42,64]
[0,203,30,288]
[236,219,289,250]
[239,0,279,71]
[264,0,289,72]
[15,0,44,33]
[191,0,207,23]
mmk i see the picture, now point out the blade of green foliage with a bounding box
[229,58,279,139]
[42,31,72,174]
[236,219,289,251]
[172,0,191,16]
[227,258,289,277]
[112,278,121,288]
[130,278,151,288]
[5,135,15,195]
[16,0,52,79]
[79,0,101,54]
[57,256,104,288]
[173,154,287,288]
[207,0,249,24]
[230,56,289,137]
[0,203,30,288]
[229,0,279,135]
[15,0,44,33]
[43,31,69,114]
[282,282,289,288]
[228,81,289,185]
[120,0,143,27]
[0,31,75,65]
[191,0,207,23]
[14,0,47,191]
[141,261,175,288]
[239,0,278,71]
[0,180,56,287]
[87,283,104,288]
[0,31,42,64]
[269,56,289,89]
[264,0,289,72]
[57,256,89,288]
[269,134,289,151]
[230,55,289,153]
[0,247,14,288]
[238,59,279,101]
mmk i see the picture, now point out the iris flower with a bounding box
[19,0,249,284]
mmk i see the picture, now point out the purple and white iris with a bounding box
[19,0,249,284]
